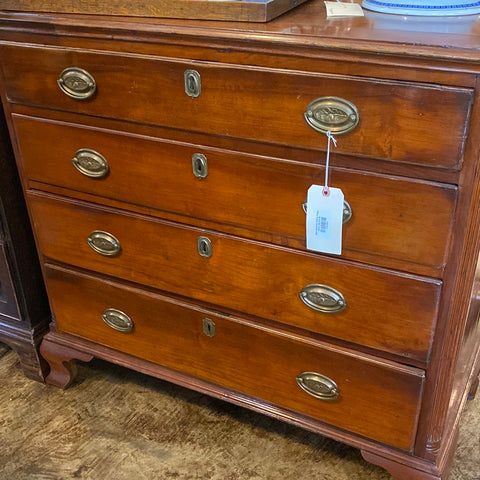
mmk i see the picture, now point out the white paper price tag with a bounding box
[324,1,364,17]
[306,186,344,255]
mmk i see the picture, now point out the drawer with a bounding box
[44,263,425,451]
[0,242,20,320]
[1,44,472,170]
[14,115,457,270]
[29,192,440,362]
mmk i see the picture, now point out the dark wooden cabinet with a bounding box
[0,2,478,478]
[0,102,50,381]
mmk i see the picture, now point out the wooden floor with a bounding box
[0,343,478,480]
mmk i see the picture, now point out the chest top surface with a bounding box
[0,0,479,64]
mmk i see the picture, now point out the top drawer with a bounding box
[0,44,472,170]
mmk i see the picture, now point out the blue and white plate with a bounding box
[362,0,480,15]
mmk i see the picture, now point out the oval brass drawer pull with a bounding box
[102,308,133,333]
[57,67,97,100]
[296,372,339,401]
[87,230,121,257]
[304,97,359,135]
[299,284,346,313]
[72,148,109,178]
[303,200,352,224]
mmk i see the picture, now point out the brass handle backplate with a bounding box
[57,67,97,100]
[87,230,121,257]
[303,200,352,224]
[72,148,109,178]
[299,284,346,313]
[304,96,359,135]
[102,308,133,333]
[296,372,340,401]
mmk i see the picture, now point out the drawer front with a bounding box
[45,263,425,451]
[29,192,440,361]
[0,242,20,320]
[1,44,472,169]
[14,115,456,270]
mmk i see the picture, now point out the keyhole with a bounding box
[192,153,208,179]
[203,318,216,337]
[197,236,212,258]
[184,69,201,98]
[188,75,196,92]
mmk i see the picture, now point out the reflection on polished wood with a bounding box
[0,2,478,479]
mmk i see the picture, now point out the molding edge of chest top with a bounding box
[0,2,478,479]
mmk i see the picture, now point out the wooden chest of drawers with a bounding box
[0,2,479,478]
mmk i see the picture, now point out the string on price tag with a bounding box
[322,131,337,197]
[306,131,345,255]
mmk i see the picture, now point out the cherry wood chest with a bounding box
[0,101,49,381]
[0,2,479,478]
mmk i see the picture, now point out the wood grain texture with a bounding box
[0,324,48,381]
[29,191,440,362]
[0,0,310,22]
[362,450,442,480]
[13,114,457,271]
[40,335,94,388]
[0,44,472,169]
[0,5,479,480]
[1,0,480,62]
[43,263,424,450]
[412,82,480,462]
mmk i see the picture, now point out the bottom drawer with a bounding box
[45,264,425,451]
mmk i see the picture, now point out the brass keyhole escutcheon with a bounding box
[202,318,216,337]
[192,153,208,179]
[184,69,201,98]
[197,236,213,258]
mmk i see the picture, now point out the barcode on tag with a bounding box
[306,186,344,255]
[316,211,331,238]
